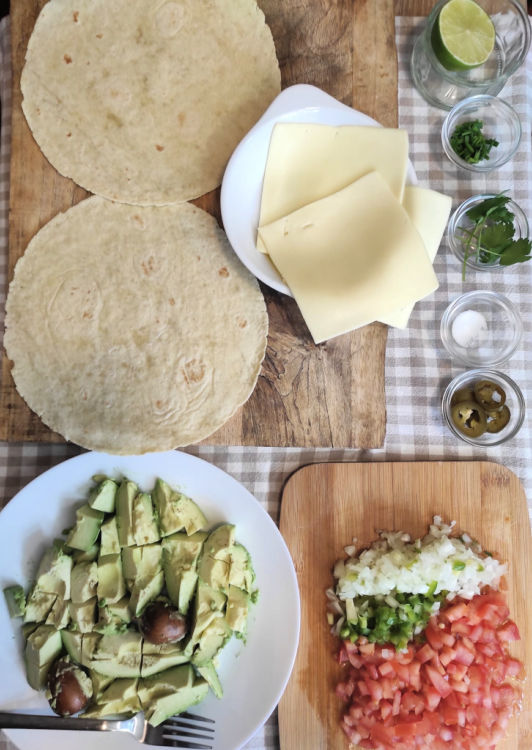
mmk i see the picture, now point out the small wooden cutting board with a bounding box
[278,461,532,750]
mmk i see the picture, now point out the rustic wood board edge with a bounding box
[278,460,532,750]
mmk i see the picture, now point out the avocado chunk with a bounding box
[187,581,226,648]
[225,585,249,634]
[99,517,120,557]
[196,661,223,699]
[128,571,164,618]
[228,543,255,593]
[83,677,140,718]
[152,479,207,537]
[141,641,190,677]
[88,478,118,513]
[95,595,131,634]
[24,588,57,624]
[71,561,98,603]
[66,504,105,552]
[191,618,232,667]
[72,543,99,563]
[3,585,26,618]
[90,630,143,677]
[80,632,101,667]
[46,596,70,630]
[61,629,83,663]
[22,622,40,639]
[97,554,126,605]
[162,531,207,614]
[132,492,160,546]
[197,524,237,591]
[35,541,73,598]
[121,544,162,587]
[24,625,62,690]
[138,664,209,726]
[88,670,115,701]
[69,597,97,633]
[115,480,139,548]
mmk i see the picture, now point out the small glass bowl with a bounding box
[441,95,522,172]
[440,291,522,367]
[447,193,529,274]
[442,369,525,447]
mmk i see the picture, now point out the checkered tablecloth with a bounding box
[1,14,531,750]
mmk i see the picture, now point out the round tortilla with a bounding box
[4,197,268,453]
[21,0,280,205]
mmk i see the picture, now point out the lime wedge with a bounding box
[431,0,495,71]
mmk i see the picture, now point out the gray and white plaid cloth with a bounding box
[0,15,531,750]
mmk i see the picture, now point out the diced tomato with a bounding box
[497,620,520,642]
[425,664,453,698]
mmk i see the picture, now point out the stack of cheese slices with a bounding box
[257,124,452,343]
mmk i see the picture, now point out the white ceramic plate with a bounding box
[221,83,417,296]
[0,451,300,750]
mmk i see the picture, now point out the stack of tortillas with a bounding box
[5,0,280,452]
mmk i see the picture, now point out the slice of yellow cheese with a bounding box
[258,171,438,344]
[381,186,452,329]
[257,123,409,251]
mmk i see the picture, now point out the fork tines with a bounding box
[161,713,215,749]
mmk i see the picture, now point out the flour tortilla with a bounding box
[21,0,280,205]
[4,198,268,453]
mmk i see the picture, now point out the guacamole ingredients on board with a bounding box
[449,119,498,164]
[458,193,532,279]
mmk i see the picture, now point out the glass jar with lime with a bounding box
[410,0,531,110]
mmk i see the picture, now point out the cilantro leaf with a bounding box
[499,238,532,266]
[466,195,511,223]
[479,222,515,253]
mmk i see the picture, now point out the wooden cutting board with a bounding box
[0,0,406,449]
[278,461,532,750]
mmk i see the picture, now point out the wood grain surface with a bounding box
[278,461,532,750]
[0,0,404,448]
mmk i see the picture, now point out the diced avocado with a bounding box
[90,630,142,677]
[132,492,160,546]
[83,677,140,718]
[88,479,118,513]
[138,664,209,726]
[162,531,207,614]
[69,597,97,633]
[46,596,70,630]
[196,661,223,699]
[128,570,164,617]
[190,618,232,667]
[115,480,138,547]
[72,543,99,563]
[95,595,131,634]
[100,517,120,557]
[88,670,115,701]
[121,544,161,588]
[24,625,62,690]
[97,554,126,604]
[141,641,190,677]
[228,543,255,593]
[225,585,249,634]
[188,582,226,645]
[34,541,73,598]
[197,524,238,591]
[81,633,101,667]
[198,554,230,591]
[152,479,207,537]
[61,629,83,663]
[66,504,104,552]
[24,588,57,624]
[203,524,235,555]
[22,622,40,639]
[3,585,26,618]
[71,561,98,603]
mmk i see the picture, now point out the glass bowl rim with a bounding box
[441,368,525,446]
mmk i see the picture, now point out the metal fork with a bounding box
[0,711,215,749]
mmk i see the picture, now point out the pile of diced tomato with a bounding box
[336,589,522,749]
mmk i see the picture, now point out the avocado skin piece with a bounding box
[152,479,207,537]
[3,585,26,618]
[88,479,118,513]
[116,480,139,548]
[138,664,209,726]
[66,504,105,552]
[24,625,62,690]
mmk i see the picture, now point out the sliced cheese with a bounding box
[258,171,438,344]
[257,123,409,252]
[380,186,452,328]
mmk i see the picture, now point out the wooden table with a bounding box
[0,0,445,450]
